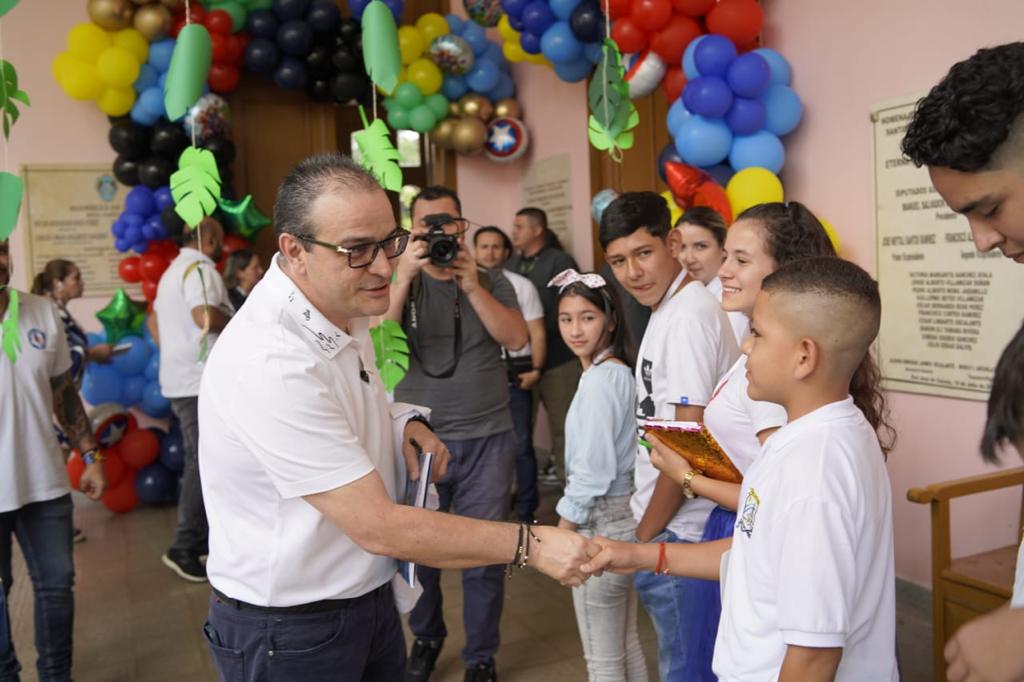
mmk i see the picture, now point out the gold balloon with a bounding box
[493,98,522,119]
[133,4,171,42]
[448,101,461,117]
[431,117,458,150]
[459,94,493,122]
[451,117,487,155]
[160,0,184,9]
[88,0,135,30]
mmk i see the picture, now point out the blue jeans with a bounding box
[633,529,687,682]
[204,584,405,682]
[0,494,75,682]
[408,430,515,665]
[509,385,538,518]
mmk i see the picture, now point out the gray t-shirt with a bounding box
[395,269,519,440]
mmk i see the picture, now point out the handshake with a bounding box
[526,526,643,587]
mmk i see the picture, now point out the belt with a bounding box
[211,583,388,615]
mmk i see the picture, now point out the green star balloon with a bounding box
[217,194,271,239]
[96,289,146,345]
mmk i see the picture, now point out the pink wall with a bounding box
[763,0,1024,586]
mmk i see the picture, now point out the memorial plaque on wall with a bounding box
[522,153,573,253]
[873,96,1024,400]
[22,164,138,298]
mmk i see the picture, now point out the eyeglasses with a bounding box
[296,230,410,269]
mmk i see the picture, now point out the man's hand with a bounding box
[517,369,542,391]
[450,250,481,295]
[88,343,114,363]
[648,432,693,487]
[526,525,600,587]
[580,536,645,576]
[945,606,1024,682]
[79,462,107,500]
[395,227,430,284]
[402,419,450,483]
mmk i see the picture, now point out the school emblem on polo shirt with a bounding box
[27,328,46,350]
[737,488,760,538]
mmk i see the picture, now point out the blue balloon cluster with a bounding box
[502,0,604,82]
[82,322,171,419]
[111,185,174,254]
[348,0,404,21]
[670,36,803,174]
[130,39,175,126]
[440,14,516,102]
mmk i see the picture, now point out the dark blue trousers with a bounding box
[509,385,538,519]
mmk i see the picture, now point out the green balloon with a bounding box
[96,289,146,345]
[382,96,398,112]
[164,24,212,122]
[388,107,411,131]
[211,1,247,32]
[409,105,437,134]
[243,0,273,9]
[425,93,449,120]
[362,0,401,95]
[394,82,423,109]
[217,194,271,239]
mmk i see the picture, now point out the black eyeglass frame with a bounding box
[296,230,410,268]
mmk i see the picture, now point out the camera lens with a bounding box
[429,236,459,266]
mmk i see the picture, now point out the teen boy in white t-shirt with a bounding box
[583,258,898,682]
[599,192,739,680]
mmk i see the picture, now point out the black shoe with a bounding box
[72,528,86,544]
[161,549,208,583]
[464,660,496,682]
[406,638,444,682]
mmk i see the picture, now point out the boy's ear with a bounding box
[793,336,820,381]
[667,227,682,256]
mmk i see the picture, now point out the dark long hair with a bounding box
[556,278,636,369]
[738,202,896,454]
[31,259,76,296]
[982,323,1024,463]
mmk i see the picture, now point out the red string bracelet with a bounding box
[655,541,668,575]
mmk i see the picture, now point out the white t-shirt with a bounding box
[704,355,787,475]
[154,247,233,398]
[0,292,72,512]
[713,398,898,681]
[706,276,750,347]
[200,257,422,606]
[504,268,543,359]
[632,270,740,540]
[1012,540,1024,607]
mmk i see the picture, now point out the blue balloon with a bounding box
[158,72,167,89]
[726,52,770,98]
[140,380,171,418]
[484,42,506,69]
[135,462,177,505]
[682,35,706,79]
[461,23,489,55]
[552,56,593,82]
[502,0,529,19]
[153,186,173,211]
[87,331,106,346]
[111,219,127,238]
[382,0,404,20]
[82,365,123,405]
[348,0,370,18]
[762,84,803,136]
[509,14,525,31]
[667,97,691,134]
[276,20,313,57]
[273,0,310,20]
[490,73,516,100]
[130,100,158,126]
[159,423,184,474]
[446,13,465,33]
[148,39,175,72]
[111,335,152,375]
[520,31,542,55]
[694,34,736,77]
[441,74,469,100]
[273,57,308,90]
[142,217,161,241]
[584,41,603,64]
[125,186,156,216]
[683,76,733,118]
[550,0,582,20]
[134,63,158,93]
[467,59,500,93]
[725,97,766,135]
[114,238,131,253]
[144,353,160,381]
[657,143,683,184]
[123,224,143,246]
[307,0,341,33]
[139,87,165,118]
[541,21,582,64]
[246,9,280,39]
[121,375,146,406]
[245,38,281,74]
[752,48,791,86]
[675,115,733,167]
[729,130,785,173]
[522,1,556,36]
[703,163,735,187]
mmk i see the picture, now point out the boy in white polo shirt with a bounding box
[583,257,898,681]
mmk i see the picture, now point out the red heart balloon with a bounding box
[691,181,733,224]
[665,161,709,204]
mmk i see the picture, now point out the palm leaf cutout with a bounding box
[361,0,401,95]
[170,146,222,228]
[0,171,24,242]
[0,60,30,140]
[588,106,639,160]
[369,319,409,391]
[353,106,403,191]
[0,0,20,20]
[588,39,626,132]
[1,289,21,363]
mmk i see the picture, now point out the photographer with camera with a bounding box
[385,186,528,682]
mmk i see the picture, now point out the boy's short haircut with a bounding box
[982,324,1024,463]
[599,191,671,249]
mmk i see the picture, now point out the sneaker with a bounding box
[161,549,208,583]
[464,660,496,682]
[72,528,86,544]
[405,637,444,682]
[538,464,562,487]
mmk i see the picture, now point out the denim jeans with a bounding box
[0,494,75,682]
[169,396,208,555]
[572,496,648,682]
[633,529,687,682]
[508,384,538,518]
[204,584,405,682]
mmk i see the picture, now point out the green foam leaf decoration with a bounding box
[0,171,24,242]
[1,289,21,363]
[353,106,403,191]
[0,60,30,140]
[171,146,222,228]
[164,24,212,121]
[369,319,410,392]
[0,0,20,20]
[587,39,626,132]
[361,0,401,96]
[587,105,639,159]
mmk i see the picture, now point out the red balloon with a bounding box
[140,253,169,282]
[209,63,241,93]
[706,0,763,45]
[210,32,229,62]
[102,475,138,514]
[204,9,234,36]
[663,65,686,102]
[650,14,701,64]
[611,17,648,54]
[184,3,206,23]
[149,239,179,258]
[170,16,186,37]
[224,34,245,64]
[672,0,714,16]
[141,279,158,301]
[603,0,631,19]
[102,448,127,489]
[736,38,759,53]
[692,181,733,224]
[118,429,160,470]
[118,256,142,283]
[222,233,250,255]
[666,161,709,204]
[630,0,672,31]
[67,450,85,489]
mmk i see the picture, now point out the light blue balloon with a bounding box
[144,353,160,381]
[121,375,146,407]
[667,97,690,135]
[552,56,593,82]
[134,63,158,93]
[675,115,733,168]
[148,39,175,73]
[540,21,582,64]
[584,41,603,64]
[466,59,500,93]
[140,380,171,419]
[550,0,582,20]
[461,23,489,55]
[490,72,516,100]
[761,84,803,136]
[82,365,123,406]
[111,335,152,376]
[682,35,707,80]
[87,331,107,346]
[483,42,506,69]
[442,74,469,100]
[446,13,465,34]
[752,48,792,86]
[139,87,165,118]
[157,72,167,89]
[130,100,158,126]
[729,130,785,173]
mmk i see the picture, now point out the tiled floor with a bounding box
[8,488,932,681]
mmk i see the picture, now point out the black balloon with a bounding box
[138,156,173,189]
[245,9,279,39]
[307,0,340,33]
[277,20,313,57]
[305,44,332,77]
[272,0,310,21]
[331,44,360,73]
[338,17,360,44]
[569,1,603,43]
[113,155,141,186]
[307,78,331,102]
[109,121,150,160]
[202,136,237,167]
[330,72,367,104]
[150,122,189,159]
[160,205,185,239]
[274,57,308,90]
[245,38,280,73]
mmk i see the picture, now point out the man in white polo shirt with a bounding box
[0,238,106,681]
[153,216,232,582]
[198,154,597,681]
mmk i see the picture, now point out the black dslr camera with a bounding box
[415,213,463,267]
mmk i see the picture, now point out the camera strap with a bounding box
[406,275,462,379]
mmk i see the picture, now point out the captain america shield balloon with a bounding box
[484,117,529,162]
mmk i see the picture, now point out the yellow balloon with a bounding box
[397,25,425,65]
[67,23,112,63]
[97,86,136,116]
[525,52,551,66]
[113,28,149,63]
[497,14,519,41]
[51,52,73,83]
[406,58,443,96]
[96,46,140,87]
[415,12,449,45]
[818,217,842,254]
[661,191,683,225]
[503,41,527,63]
[726,167,785,217]
[60,59,104,100]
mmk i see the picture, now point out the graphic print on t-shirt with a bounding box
[638,358,655,418]
[737,488,760,538]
